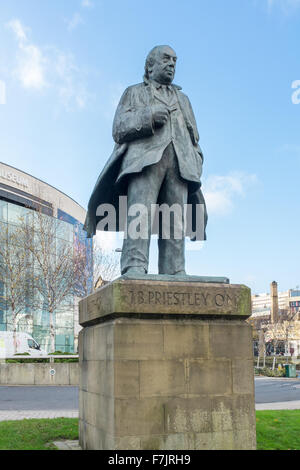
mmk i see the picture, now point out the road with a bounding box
[0,377,300,419]
[0,386,78,420]
[255,376,300,407]
[0,386,78,410]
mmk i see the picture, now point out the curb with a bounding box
[0,410,79,421]
[256,401,300,410]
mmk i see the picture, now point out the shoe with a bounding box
[124,267,147,276]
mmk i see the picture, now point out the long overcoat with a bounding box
[84,80,208,240]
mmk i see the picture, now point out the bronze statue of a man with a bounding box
[84,45,207,276]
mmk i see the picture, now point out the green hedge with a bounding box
[255,367,286,377]
[254,357,299,368]
[5,351,78,364]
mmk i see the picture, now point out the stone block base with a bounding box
[79,278,256,450]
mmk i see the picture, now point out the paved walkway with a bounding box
[0,409,78,421]
[1,404,299,420]
[52,440,81,450]
[256,401,300,410]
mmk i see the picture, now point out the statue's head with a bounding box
[144,45,177,85]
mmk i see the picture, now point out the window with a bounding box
[291,290,300,298]
[28,339,39,350]
[8,203,31,226]
[0,200,7,222]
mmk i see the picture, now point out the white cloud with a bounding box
[6,18,89,109]
[6,19,28,42]
[16,44,48,90]
[202,172,257,216]
[7,19,47,90]
[66,12,84,32]
[65,0,94,32]
[81,0,94,8]
[55,52,88,109]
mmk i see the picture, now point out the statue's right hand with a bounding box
[152,104,169,127]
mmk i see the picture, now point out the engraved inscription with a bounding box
[79,281,251,327]
[127,290,237,308]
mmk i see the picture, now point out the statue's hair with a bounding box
[144,45,173,80]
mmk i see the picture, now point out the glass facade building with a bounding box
[0,162,90,353]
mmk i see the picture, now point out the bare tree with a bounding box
[92,243,120,287]
[74,238,120,298]
[257,328,266,369]
[19,209,76,353]
[1,203,120,354]
[0,222,33,353]
[264,322,287,369]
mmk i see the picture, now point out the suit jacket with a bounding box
[84,80,208,240]
[113,80,204,188]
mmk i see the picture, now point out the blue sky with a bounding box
[0,0,300,293]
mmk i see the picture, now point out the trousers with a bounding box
[121,143,188,275]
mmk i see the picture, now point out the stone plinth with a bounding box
[79,277,256,450]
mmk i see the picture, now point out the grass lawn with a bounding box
[256,410,300,450]
[0,418,78,450]
[0,411,299,449]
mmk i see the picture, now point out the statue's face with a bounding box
[150,46,177,85]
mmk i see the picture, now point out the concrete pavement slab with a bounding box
[0,409,78,421]
[256,401,300,410]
